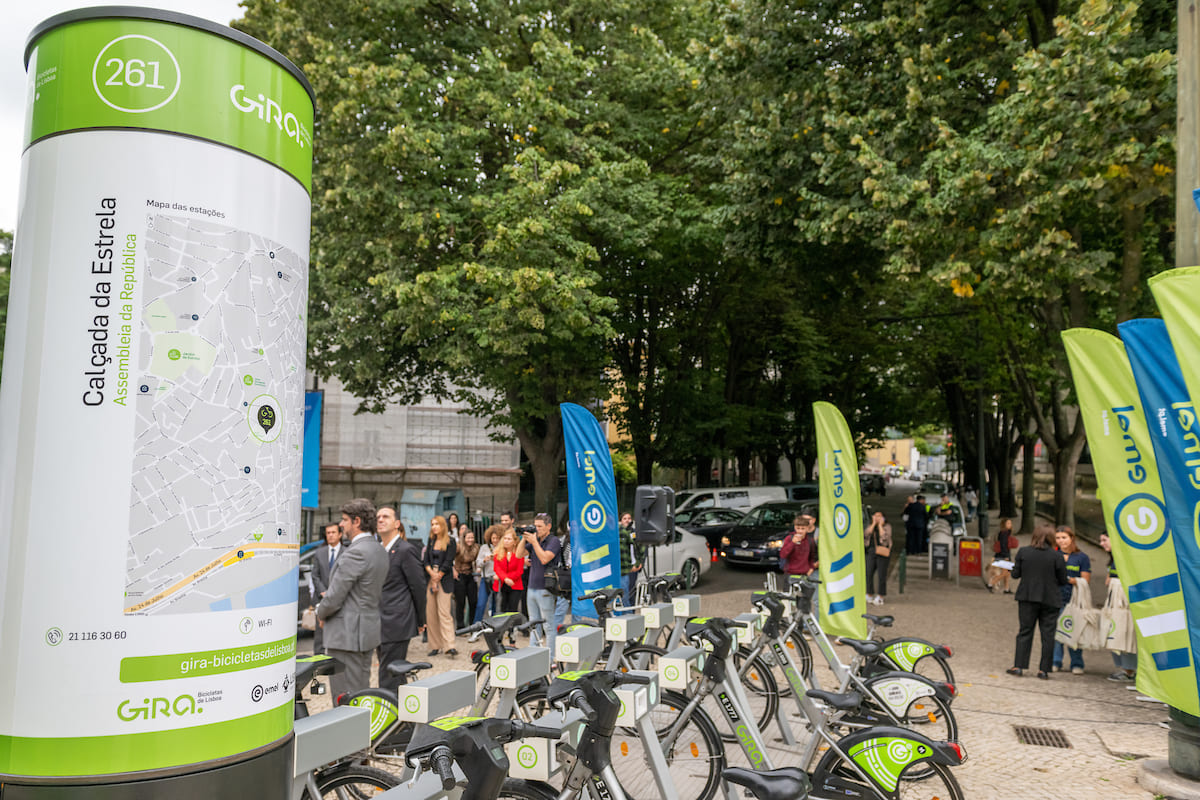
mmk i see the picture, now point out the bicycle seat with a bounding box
[837,637,883,657]
[862,613,894,627]
[804,689,862,711]
[723,766,811,800]
[386,660,432,677]
[295,654,342,685]
[481,612,528,637]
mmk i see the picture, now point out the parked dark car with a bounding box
[859,472,886,496]
[676,507,746,551]
[719,502,817,568]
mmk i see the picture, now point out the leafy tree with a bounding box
[236,0,720,511]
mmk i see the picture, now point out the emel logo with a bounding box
[1113,493,1170,550]
[833,503,852,538]
[581,500,606,534]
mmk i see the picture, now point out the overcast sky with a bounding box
[1,1,246,232]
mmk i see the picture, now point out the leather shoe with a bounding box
[1006,667,1022,676]
[446,648,458,656]
[428,649,440,657]
[1037,671,1049,679]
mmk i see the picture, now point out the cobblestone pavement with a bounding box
[300,517,1171,799]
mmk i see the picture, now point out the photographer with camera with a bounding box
[516,512,563,653]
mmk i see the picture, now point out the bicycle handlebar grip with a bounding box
[511,720,563,741]
[431,747,456,791]
[617,671,653,686]
[572,693,598,722]
[455,622,482,636]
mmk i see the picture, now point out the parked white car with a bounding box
[638,526,711,589]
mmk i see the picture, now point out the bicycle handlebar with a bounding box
[431,746,456,791]
[456,622,484,636]
[509,720,564,741]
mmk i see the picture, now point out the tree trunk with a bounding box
[1021,435,1038,534]
[514,413,564,517]
[635,443,654,485]
[736,449,752,485]
[1051,435,1086,530]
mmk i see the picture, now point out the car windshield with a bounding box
[675,510,696,524]
[740,506,802,528]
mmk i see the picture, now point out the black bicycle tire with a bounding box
[610,688,726,800]
[305,763,399,799]
[771,629,814,697]
[496,777,559,800]
[724,649,780,743]
[619,643,669,673]
[910,653,955,686]
[811,748,964,800]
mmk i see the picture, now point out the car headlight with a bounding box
[721,536,731,546]
[767,539,783,549]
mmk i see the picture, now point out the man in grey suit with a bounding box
[376,506,427,692]
[310,522,343,654]
[317,498,389,697]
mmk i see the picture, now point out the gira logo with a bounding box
[229,85,312,149]
[117,694,200,721]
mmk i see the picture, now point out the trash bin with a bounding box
[929,520,954,580]
[957,536,983,587]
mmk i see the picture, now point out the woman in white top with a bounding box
[473,524,503,623]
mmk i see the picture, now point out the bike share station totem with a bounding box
[0,9,314,798]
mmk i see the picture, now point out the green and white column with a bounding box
[0,8,314,797]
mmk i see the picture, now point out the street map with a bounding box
[123,214,306,615]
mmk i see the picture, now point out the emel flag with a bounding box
[814,402,867,639]
[561,403,621,620]
[1120,319,1200,710]
[1062,328,1197,714]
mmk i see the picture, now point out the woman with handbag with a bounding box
[473,525,502,622]
[1008,523,1069,678]
[452,528,480,630]
[864,511,892,606]
[1052,526,1091,674]
[423,515,458,657]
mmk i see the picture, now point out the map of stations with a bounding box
[124,214,307,615]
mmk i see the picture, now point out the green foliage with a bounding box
[610,448,638,484]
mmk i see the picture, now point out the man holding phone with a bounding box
[779,513,818,577]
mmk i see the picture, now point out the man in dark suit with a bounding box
[1009,523,1070,678]
[317,498,389,697]
[375,506,427,692]
[310,522,343,654]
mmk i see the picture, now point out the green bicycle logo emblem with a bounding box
[664,665,680,681]
[495,664,510,681]
[404,695,421,714]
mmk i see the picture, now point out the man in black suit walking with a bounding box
[375,506,427,692]
[310,522,343,654]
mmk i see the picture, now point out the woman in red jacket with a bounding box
[493,529,525,613]
[780,513,818,576]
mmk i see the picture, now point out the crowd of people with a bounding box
[308,498,646,697]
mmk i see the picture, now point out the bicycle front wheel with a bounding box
[910,653,955,687]
[811,749,964,800]
[305,764,399,799]
[496,777,559,800]
[610,689,726,800]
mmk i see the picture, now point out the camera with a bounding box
[515,524,536,534]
